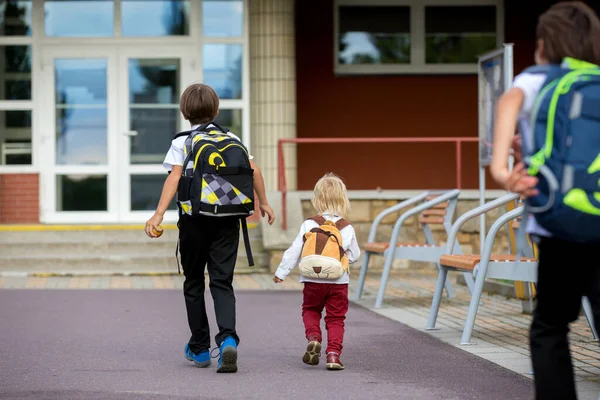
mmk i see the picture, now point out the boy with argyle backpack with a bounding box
[490,3,600,398]
[145,83,275,373]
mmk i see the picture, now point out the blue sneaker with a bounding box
[184,344,211,368]
[216,336,238,373]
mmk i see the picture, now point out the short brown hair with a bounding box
[536,1,600,65]
[179,84,219,125]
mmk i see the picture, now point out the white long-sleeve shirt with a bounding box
[274,213,361,284]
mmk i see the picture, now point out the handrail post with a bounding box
[456,140,462,189]
[278,139,288,231]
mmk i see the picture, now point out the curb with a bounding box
[0,268,269,278]
[0,223,258,232]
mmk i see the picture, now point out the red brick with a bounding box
[0,174,40,223]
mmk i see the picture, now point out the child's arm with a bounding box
[273,224,306,283]
[250,160,275,225]
[345,226,361,264]
[490,89,539,197]
[490,88,523,185]
[145,165,182,238]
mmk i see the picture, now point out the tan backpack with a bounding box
[299,216,351,280]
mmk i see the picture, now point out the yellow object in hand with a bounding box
[152,226,164,238]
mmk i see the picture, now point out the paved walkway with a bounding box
[1,289,532,400]
[2,269,600,399]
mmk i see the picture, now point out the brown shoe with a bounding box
[302,340,322,366]
[326,352,345,370]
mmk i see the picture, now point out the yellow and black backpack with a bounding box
[174,122,255,265]
[299,216,351,280]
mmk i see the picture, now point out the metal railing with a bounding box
[277,137,481,230]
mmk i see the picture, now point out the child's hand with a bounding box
[504,163,539,198]
[260,204,276,225]
[145,213,164,238]
[273,276,283,284]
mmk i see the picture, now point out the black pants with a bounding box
[531,237,600,400]
[179,215,240,354]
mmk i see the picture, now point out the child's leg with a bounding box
[206,216,241,347]
[302,283,326,342]
[530,237,584,400]
[179,216,211,354]
[324,284,349,355]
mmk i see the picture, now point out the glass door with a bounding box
[117,47,196,223]
[40,46,119,223]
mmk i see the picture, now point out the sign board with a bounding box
[478,44,514,166]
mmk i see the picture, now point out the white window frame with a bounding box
[334,0,504,75]
[0,2,37,174]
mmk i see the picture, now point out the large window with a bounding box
[202,0,245,141]
[0,1,34,168]
[335,0,503,75]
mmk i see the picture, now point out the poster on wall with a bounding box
[478,44,514,166]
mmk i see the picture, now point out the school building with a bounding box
[0,0,598,225]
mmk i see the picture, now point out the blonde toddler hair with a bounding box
[311,173,351,217]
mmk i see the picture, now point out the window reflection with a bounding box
[55,59,108,165]
[425,6,497,64]
[0,1,32,36]
[338,6,411,65]
[129,59,179,104]
[203,44,242,99]
[45,0,114,37]
[0,110,32,165]
[1,45,31,100]
[214,109,242,137]
[131,175,177,211]
[122,0,190,37]
[203,0,243,37]
[57,175,108,211]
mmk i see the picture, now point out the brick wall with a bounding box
[0,174,40,224]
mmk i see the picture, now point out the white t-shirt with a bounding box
[512,71,552,237]
[163,124,253,171]
[274,213,361,284]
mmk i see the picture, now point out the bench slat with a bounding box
[421,209,446,216]
[440,254,537,271]
[364,242,436,253]
[418,216,445,224]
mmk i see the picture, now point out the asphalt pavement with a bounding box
[0,289,533,400]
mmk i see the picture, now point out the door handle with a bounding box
[124,130,138,137]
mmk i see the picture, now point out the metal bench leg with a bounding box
[460,268,486,345]
[461,272,475,294]
[434,261,455,299]
[582,296,599,341]
[374,251,394,309]
[353,252,371,301]
[426,267,448,330]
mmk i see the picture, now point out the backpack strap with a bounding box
[308,216,326,225]
[522,65,553,75]
[335,218,351,231]
[174,130,194,140]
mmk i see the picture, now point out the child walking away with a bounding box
[490,3,600,399]
[144,83,275,373]
[273,173,360,370]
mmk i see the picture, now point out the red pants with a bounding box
[302,282,349,355]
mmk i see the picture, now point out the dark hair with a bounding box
[536,1,600,65]
[179,84,219,125]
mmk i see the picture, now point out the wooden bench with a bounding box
[355,190,475,308]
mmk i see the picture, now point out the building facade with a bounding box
[0,0,596,225]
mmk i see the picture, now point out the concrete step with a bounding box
[0,253,269,274]
[0,226,268,275]
[0,237,265,256]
